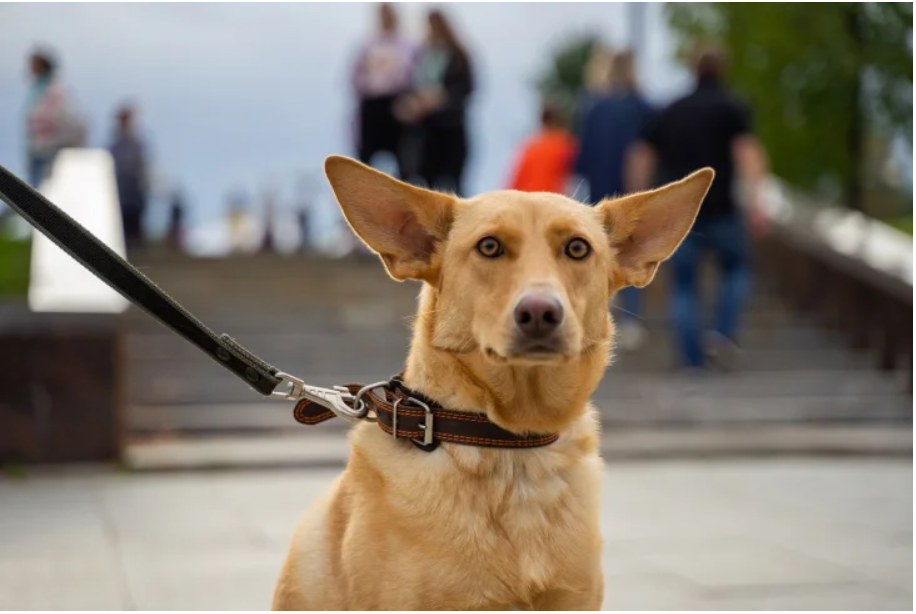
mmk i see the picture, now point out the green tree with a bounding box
[666,3,912,213]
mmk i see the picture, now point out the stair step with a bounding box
[123,425,913,471]
[127,346,883,406]
[122,300,796,332]
[597,370,904,398]
[126,325,850,360]
[599,394,911,426]
[128,371,910,435]
[120,252,911,441]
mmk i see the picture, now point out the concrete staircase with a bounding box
[123,252,912,466]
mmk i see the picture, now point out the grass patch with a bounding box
[885,215,913,235]
[1,463,28,479]
[0,234,31,297]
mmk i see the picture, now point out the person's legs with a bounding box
[357,97,384,166]
[669,223,704,368]
[426,126,467,196]
[375,95,406,179]
[398,124,424,186]
[122,205,146,250]
[710,214,751,343]
[447,127,468,197]
[418,126,446,191]
[122,207,137,248]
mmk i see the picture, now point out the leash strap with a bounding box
[0,163,282,396]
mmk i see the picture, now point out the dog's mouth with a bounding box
[485,341,569,364]
[484,335,606,365]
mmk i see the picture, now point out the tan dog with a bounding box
[273,156,713,610]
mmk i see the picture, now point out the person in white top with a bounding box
[351,4,416,179]
[24,48,86,187]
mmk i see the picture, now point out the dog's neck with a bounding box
[403,286,611,435]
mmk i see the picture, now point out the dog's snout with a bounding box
[514,295,564,338]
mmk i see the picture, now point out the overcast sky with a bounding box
[0,3,692,229]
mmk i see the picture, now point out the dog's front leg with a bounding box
[531,584,604,611]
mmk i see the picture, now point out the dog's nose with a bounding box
[514,295,564,338]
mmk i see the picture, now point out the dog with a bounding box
[272,156,713,610]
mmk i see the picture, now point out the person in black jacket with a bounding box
[395,9,473,196]
[627,46,769,371]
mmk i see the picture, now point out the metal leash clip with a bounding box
[271,372,369,422]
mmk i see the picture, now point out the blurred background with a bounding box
[0,3,912,611]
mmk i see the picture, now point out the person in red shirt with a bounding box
[508,105,577,194]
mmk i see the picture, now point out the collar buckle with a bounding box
[390,396,435,446]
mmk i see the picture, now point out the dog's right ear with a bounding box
[324,156,457,282]
[597,167,714,290]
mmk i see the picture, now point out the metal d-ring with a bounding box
[353,381,388,423]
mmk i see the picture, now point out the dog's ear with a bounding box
[324,156,456,282]
[597,168,714,289]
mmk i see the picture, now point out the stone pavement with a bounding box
[0,459,910,610]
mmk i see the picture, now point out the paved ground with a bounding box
[0,459,910,610]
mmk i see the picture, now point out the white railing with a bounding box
[28,148,129,314]
[760,177,913,287]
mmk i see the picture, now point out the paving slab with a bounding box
[0,459,910,610]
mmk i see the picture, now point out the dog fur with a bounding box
[272,156,713,610]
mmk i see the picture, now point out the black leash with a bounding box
[0,163,282,396]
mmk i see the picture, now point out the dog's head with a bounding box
[325,156,712,368]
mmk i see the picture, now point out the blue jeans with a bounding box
[669,214,750,367]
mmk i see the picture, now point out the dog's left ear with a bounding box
[597,168,714,289]
[324,155,456,282]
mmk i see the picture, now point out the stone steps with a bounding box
[130,395,912,438]
[128,370,911,436]
[127,349,883,407]
[122,253,910,444]
[127,324,845,356]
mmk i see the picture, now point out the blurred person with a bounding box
[110,105,149,249]
[167,188,185,252]
[507,103,577,194]
[227,189,250,253]
[261,187,278,254]
[627,45,769,371]
[395,9,474,196]
[296,209,310,253]
[24,48,86,187]
[351,3,415,177]
[294,173,316,253]
[575,50,654,351]
[575,44,613,131]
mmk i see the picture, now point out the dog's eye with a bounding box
[476,237,504,258]
[564,238,591,260]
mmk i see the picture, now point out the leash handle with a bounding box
[0,163,282,396]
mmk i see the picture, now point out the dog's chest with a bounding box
[446,463,588,596]
[501,472,574,582]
